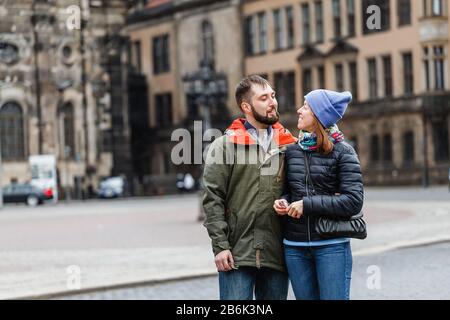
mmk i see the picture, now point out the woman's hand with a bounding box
[287,200,304,219]
[273,199,289,216]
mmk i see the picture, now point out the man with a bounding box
[202,75,297,300]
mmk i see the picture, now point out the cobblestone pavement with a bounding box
[1,187,448,299]
[58,241,450,300]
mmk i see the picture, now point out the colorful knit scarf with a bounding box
[298,125,345,151]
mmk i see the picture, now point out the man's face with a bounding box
[245,84,279,125]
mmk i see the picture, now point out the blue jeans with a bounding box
[219,267,289,300]
[284,242,353,300]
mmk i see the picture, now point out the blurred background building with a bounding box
[127,0,450,190]
[1,0,449,198]
[0,0,133,199]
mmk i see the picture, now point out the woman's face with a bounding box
[297,100,316,132]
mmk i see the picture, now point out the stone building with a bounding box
[0,0,133,198]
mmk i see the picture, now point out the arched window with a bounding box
[59,102,75,159]
[0,102,25,160]
[201,20,215,64]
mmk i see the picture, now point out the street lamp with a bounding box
[182,59,228,221]
[183,59,228,133]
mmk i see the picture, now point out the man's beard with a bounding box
[250,104,280,125]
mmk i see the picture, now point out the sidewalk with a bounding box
[2,192,450,300]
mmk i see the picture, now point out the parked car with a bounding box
[2,183,54,207]
[98,176,125,199]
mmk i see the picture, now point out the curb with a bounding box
[14,272,217,300]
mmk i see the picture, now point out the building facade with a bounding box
[127,0,243,194]
[243,0,450,185]
[127,0,449,188]
[0,0,133,198]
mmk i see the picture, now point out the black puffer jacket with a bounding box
[282,141,364,242]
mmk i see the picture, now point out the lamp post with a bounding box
[183,59,228,221]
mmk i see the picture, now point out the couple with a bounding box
[202,75,364,300]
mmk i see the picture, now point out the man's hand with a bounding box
[273,199,289,216]
[287,200,304,219]
[215,250,235,272]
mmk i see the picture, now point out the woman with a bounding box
[273,89,364,300]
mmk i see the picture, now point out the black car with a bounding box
[2,184,53,207]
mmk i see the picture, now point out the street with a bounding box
[0,186,449,299]
[57,241,450,300]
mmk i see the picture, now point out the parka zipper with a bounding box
[258,148,281,169]
[304,152,312,243]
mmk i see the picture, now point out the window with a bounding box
[201,20,215,63]
[274,72,285,108]
[302,3,311,45]
[273,9,284,50]
[153,34,170,74]
[335,63,344,91]
[347,0,356,37]
[362,0,391,34]
[155,93,173,127]
[370,134,380,163]
[286,7,295,48]
[59,102,75,159]
[349,61,358,101]
[245,16,256,55]
[317,65,325,89]
[332,0,342,39]
[383,133,393,163]
[315,1,324,43]
[274,71,296,111]
[433,121,449,162]
[423,47,431,91]
[403,131,415,165]
[398,0,411,26]
[258,12,267,53]
[434,46,445,90]
[131,40,142,73]
[423,46,447,91]
[368,58,378,99]
[286,72,296,109]
[0,102,25,160]
[302,68,312,97]
[0,42,19,65]
[403,52,414,95]
[432,0,443,16]
[382,55,393,97]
